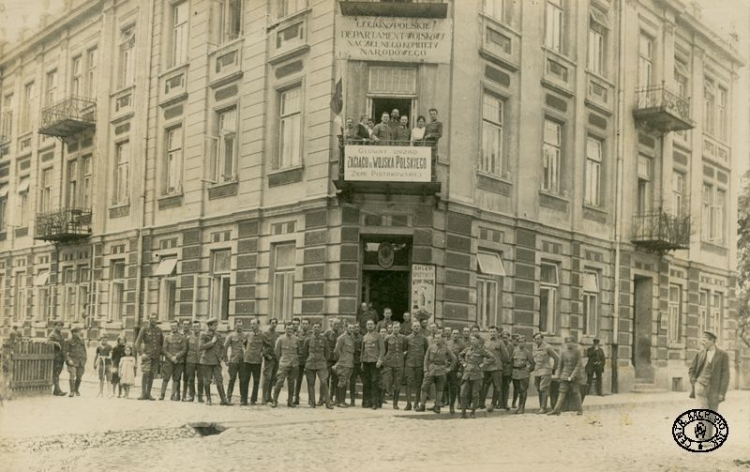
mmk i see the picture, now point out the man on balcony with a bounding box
[425,108,443,145]
[371,112,393,146]
[395,115,411,144]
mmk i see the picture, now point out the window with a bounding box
[674,58,689,98]
[668,285,681,343]
[583,271,599,336]
[477,251,504,330]
[216,0,242,44]
[2,94,13,139]
[279,87,302,169]
[718,86,728,141]
[62,267,77,321]
[118,26,136,88]
[271,243,295,321]
[21,82,34,132]
[171,2,189,67]
[672,171,685,218]
[368,66,417,95]
[77,266,89,322]
[714,189,726,244]
[545,0,563,52]
[165,126,183,194]
[702,184,726,244]
[584,136,602,207]
[82,156,92,209]
[0,186,7,230]
[704,78,715,135]
[211,249,231,321]
[484,0,505,20]
[87,48,98,99]
[638,34,653,90]
[157,256,178,321]
[68,160,80,208]
[45,70,58,107]
[699,290,709,334]
[711,292,723,338]
[480,92,504,176]
[14,272,27,322]
[109,260,125,321]
[72,57,83,97]
[35,271,50,321]
[542,120,561,194]
[280,0,305,17]
[588,9,608,75]
[18,177,29,227]
[276,22,305,50]
[539,262,559,333]
[113,141,130,205]
[636,155,652,215]
[40,168,52,213]
[212,107,237,182]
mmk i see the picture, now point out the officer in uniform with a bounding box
[511,335,535,414]
[183,320,203,402]
[161,320,187,401]
[500,330,514,410]
[480,326,510,412]
[301,320,332,409]
[48,321,67,396]
[419,334,456,413]
[324,318,343,405]
[199,317,230,406]
[178,320,192,395]
[404,321,429,411]
[348,323,363,406]
[272,322,300,408]
[240,318,268,405]
[446,328,468,413]
[459,334,496,418]
[223,319,246,403]
[381,321,406,409]
[532,332,560,414]
[400,312,413,336]
[333,322,356,407]
[361,319,385,409]
[548,336,584,416]
[63,326,87,397]
[135,313,164,401]
[376,308,395,333]
[261,318,280,405]
[293,318,312,405]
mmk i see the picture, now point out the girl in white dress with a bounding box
[118,345,136,398]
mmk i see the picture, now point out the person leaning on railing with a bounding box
[371,112,393,145]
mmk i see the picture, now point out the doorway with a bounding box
[362,271,410,322]
[371,98,413,128]
[633,276,654,381]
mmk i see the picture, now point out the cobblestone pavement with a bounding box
[1,383,748,472]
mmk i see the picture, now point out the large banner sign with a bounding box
[336,16,453,64]
[344,145,432,182]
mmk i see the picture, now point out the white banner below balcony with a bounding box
[344,145,432,182]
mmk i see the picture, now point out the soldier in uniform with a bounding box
[293,318,311,405]
[324,318,343,405]
[160,320,187,401]
[480,326,510,412]
[548,336,584,416]
[419,334,456,413]
[348,323,363,406]
[183,320,203,402]
[240,318,267,405]
[301,320,332,409]
[400,312,413,336]
[223,319,246,403]
[360,319,385,409]
[445,328,467,413]
[376,308,395,333]
[64,326,87,397]
[381,321,406,409]
[177,320,192,395]
[459,334,496,418]
[48,321,67,396]
[199,318,230,406]
[532,332,560,414]
[272,322,300,408]
[134,313,164,401]
[404,321,429,411]
[500,330,513,410]
[511,335,535,414]
[333,322,356,407]
[261,318,280,405]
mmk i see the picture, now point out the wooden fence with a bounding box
[1,340,54,398]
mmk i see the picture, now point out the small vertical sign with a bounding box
[411,264,436,319]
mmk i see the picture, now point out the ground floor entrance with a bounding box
[360,237,412,323]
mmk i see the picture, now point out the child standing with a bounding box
[94,335,113,397]
[111,336,127,397]
[118,345,136,399]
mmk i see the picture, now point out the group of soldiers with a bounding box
[123,306,594,419]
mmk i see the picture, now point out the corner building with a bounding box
[0,0,743,394]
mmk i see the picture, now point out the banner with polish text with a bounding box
[344,145,432,182]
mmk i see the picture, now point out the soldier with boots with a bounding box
[223,319,246,403]
[302,321,332,409]
[261,318,280,405]
[548,336,584,416]
[532,332,560,414]
[161,321,187,401]
[240,318,267,405]
[459,334,495,418]
[293,318,311,405]
[349,324,363,406]
[511,335,535,414]
[382,321,406,409]
[48,321,67,396]
[404,321,429,411]
[333,323,356,407]
[199,318,230,406]
[183,320,202,402]
[419,334,456,413]
[446,328,468,413]
[361,319,385,410]
[64,326,87,397]
[324,318,343,405]
[135,313,164,401]
[177,320,191,399]
[500,330,513,410]
[480,326,509,412]
[272,322,300,408]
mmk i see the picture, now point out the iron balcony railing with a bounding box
[633,85,694,131]
[39,96,96,136]
[34,208,92,242]
[631,210,690,251]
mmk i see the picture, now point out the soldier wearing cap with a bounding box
[348,323,363,406]
[548,336,584,416]
[261,318,280,405]
[333,322,356,407]
[480,326,509,412]
[459,334,496,418]
[272,322,301,408]
[585,338,606,397]
[64,326,87,397]
[445,328,468,413]
[361,319,385,409]
[500,330,514,410]
[418,334,456,413]
[404,321,429,411]
[324,318,343,405]
[135,313,164,401]
[293,317,312,406]
[511,334,535,414]
[183,320,203,402]
[48,321,67,396]
[199,317,230,406]
[224,319,247,403]
[381,321,406,409]
[532,332,560,414]
[161,320,187,401]
[301,320,332,409]
[240,318,268,405]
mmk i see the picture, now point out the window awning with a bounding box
[583,272,599,293]
[34,271,49,287]
[477,252,506,277]
[154,257,177,277]
[17,178,30,193]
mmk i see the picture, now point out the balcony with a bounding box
[34,208,92,243]
[334,139,441,200]
[631,210,690,252]
[339,1,448,18]
[633,85,694,133]
[38,96,96,138]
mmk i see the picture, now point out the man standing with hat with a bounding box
[301,320,332,409]
[183,320,203,402]
[688,331,730,412]
[548,336,584,416]
[532,332,560,414]
[134,313,164,401]
[272,322,301,408]
[261,318,280,405]
[585,338,606,397]
[161,320,187,401]
[510,335,535,414]
[64,326,87,397]
[224,319,246,403]
[199,317,230,406]
[48,321,67,396]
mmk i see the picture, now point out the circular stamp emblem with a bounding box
[377,242,395,269]
[672,409,729,453]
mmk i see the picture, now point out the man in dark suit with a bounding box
[585,338,606,396]
[688,331,730,411]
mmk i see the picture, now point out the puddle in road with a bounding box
[188,422,227,436]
